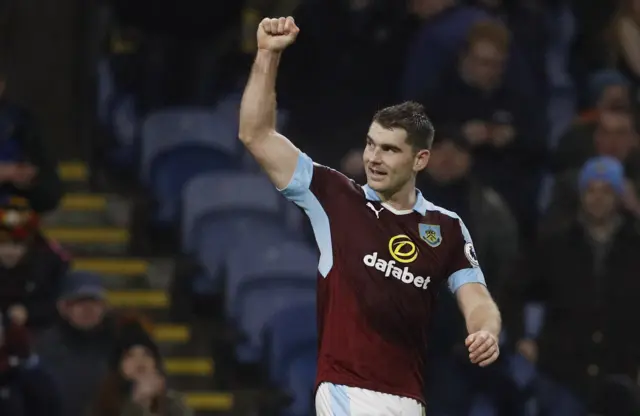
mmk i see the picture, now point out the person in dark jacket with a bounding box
[419,126,521,415]
[503,156,640,415]
[0,72,62,213]
[0,313,61,416]
[420,20,546,240]
[0,196,69,330]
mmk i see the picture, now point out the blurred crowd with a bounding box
[1,0,640,415]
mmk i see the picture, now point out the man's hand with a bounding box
[516,338,538,363]
[8,304,28,326]
[465,330,500,367]
[132,370,166,406]
[490,124,515,148]
[257,16,300,52]
[462,120,490,146]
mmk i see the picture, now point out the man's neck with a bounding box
[583,214,621,243]
[376,182,417,211]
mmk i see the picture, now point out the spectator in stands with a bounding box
[402,0,538,101]
[91,322,191,416]
[420,20,546,239]
[577,70,632,124]
[419,126,521,415]
[555,104,639,173]
[0,71,62,213]
[0,312,61,416]
[609,0,640,104]
[0,196,69,330]
[547,111,640,230]
[503,156,640,415]
[35,271,116,416]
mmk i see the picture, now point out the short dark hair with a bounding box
[373,101,435,150]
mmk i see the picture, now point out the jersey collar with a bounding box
[361,184,428,215]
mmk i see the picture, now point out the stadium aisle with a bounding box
[42,161,235,415]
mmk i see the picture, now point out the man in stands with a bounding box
[0,196,68,330]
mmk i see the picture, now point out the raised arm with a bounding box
[239,16,301,190]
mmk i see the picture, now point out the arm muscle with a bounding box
[456,283,502,338]
[239,49,299,189]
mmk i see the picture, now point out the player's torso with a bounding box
[319,187,453,336]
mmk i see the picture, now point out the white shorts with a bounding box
[315,382,426,416]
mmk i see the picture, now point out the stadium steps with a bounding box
[48,161,263,415]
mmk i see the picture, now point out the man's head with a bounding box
[426,126,472,184]
[594,111,638,161]
[0,197,39,268]
[460,21,509,91]
[57,271,108,330]
[589,70,630,113]
[409,0,456,19]
[363,101,434,196]
[579,157,624,222]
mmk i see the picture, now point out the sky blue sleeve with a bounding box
[278,151,313,205]
[447,219,487,293]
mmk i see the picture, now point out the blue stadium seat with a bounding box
[181,172,285,252]
[226,241,318,361]
[141,109,241,223]
[264,303,317,385]
[192,216,294,292]
[281,348,317,416]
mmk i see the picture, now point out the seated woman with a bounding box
[90,320,192,416]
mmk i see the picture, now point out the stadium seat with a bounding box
[281,348,318,416]
[181,172,285,252]
[141,108,241,223]
[263,303,317,385]
[192,216,295,292]
[226,240,318,361]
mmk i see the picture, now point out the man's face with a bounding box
[598,84,630,112]
[462,40,506,91]
[595,112,638,161]
[0,241,27,268]
[581,180,618,221]
[426,141,471,184]
[362,122,429,195]
[59,298,107,330]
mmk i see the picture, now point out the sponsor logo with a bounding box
[362,235,431,290]
[419,223,442,247]
[388,234,418,263]
[464,242,479,267]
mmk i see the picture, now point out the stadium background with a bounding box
[0,0,639,415]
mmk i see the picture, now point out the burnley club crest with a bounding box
[419,224,442,247]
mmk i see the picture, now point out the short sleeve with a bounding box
[447,218,487,293]
[278,151,355,207]
[279,151,314,204]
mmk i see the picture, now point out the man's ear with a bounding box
[414,149,430,172]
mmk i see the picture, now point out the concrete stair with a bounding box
[49,162,238,415]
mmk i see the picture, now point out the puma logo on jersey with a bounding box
[367,202,384,219]
[363,252,431,289]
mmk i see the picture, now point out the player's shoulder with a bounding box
[418,200,467,236]
[311,160,362,196]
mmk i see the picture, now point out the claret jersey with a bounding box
[280,152,486,404]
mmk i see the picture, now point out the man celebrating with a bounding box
[238,16,502,415]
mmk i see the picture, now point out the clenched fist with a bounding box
[257,16,300,52]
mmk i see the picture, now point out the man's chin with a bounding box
[366,178,389,192]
